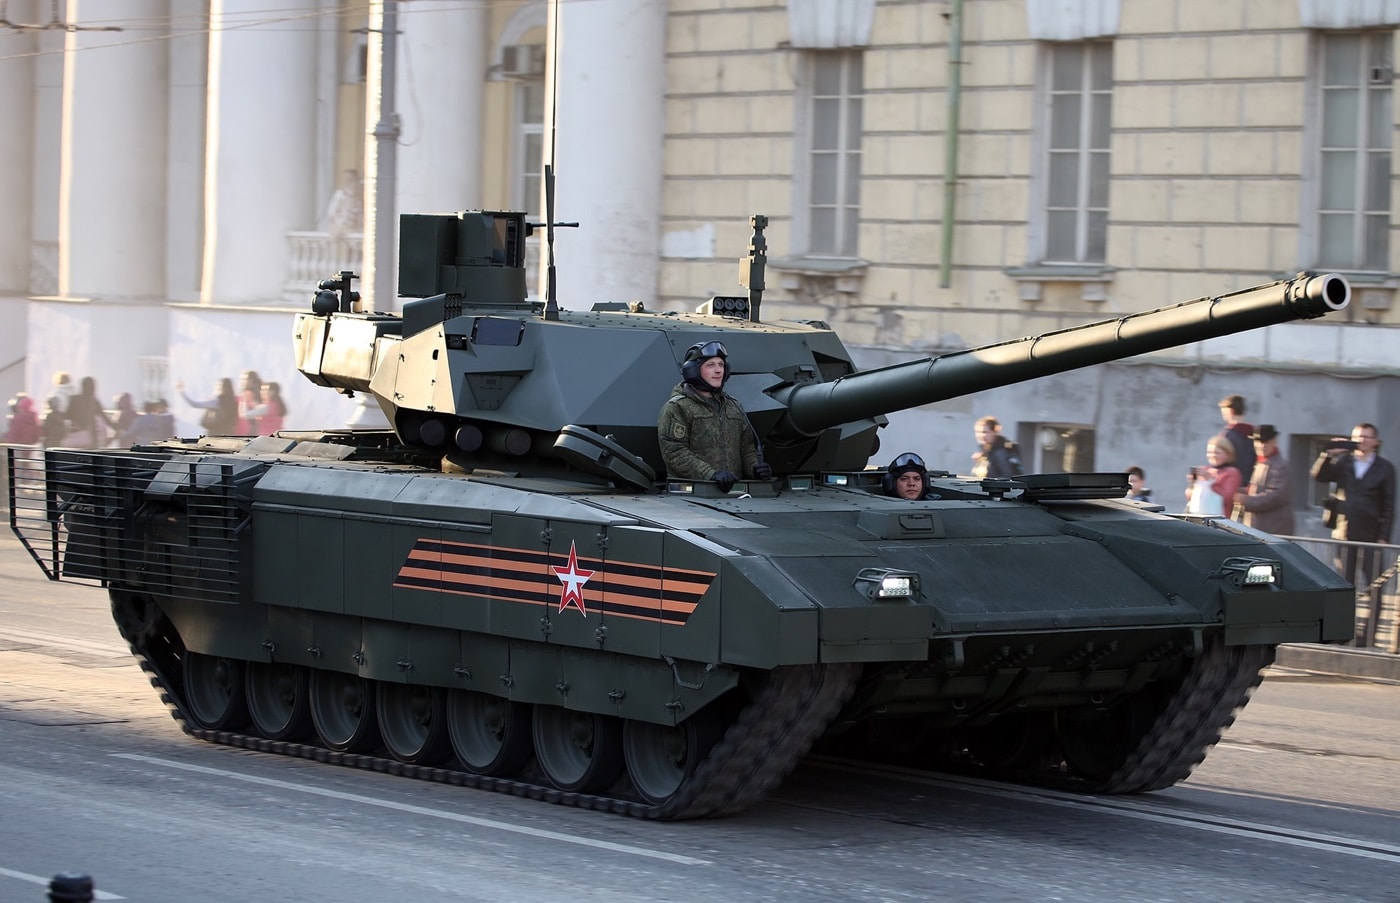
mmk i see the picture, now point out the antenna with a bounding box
[543,164,559,321]
[539,0,568,322]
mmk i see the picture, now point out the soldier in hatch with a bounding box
[658,340,772,491]
[884,452,933,500]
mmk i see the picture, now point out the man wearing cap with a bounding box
[658,340,771,492]
[1218,394,1256,485]
[1236,424,1293,535]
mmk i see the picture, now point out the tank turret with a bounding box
[294,212,1349,483]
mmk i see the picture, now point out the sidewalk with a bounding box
[1272,643,1400,685]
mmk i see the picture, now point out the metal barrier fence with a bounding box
[1277,534,1399,653]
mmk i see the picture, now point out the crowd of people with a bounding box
[175,370,287,437]
[1149,395,1394,582]
[3,367,289,449]
[2,372,136,449]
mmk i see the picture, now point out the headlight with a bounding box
[854,567,920,600]
[1216,557,1280,588]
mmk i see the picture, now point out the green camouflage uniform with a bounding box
[657,382,760,481]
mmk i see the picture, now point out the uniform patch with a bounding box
[671,422,686,439]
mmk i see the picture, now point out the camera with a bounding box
[1328,438,1358,452]
[1187,465,1207,480]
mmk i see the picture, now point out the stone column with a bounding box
[201,0,321,304]
[0,0,36,295]
[166,7,209,304]
[396,0,486,214]
[0,1,37,405]
[58,0,170,301]
[544,0,666,305]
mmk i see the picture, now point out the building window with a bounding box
[136,356,169,406]
[1317,32,1392,272]
[1041,41,1112,264]
[805,51,863,258]
[515,79,545,218]
[1025,423,1096,473]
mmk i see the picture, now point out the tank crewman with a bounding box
[884,452,932,500]
[658,340,772,492]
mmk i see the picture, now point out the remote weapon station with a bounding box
[9,208,1354,819]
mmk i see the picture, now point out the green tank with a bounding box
[8,210,1354,819]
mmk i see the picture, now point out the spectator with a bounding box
[179,378,240,436]
[41,396,67,448]
[1125,465,1152,502]
[1312,423,1396,588]
[50,371,76,416]
[658,340,771,491]
[123,398,177,447]
[884,452,933,500]
[111,392,138,440]
[4,393,41,445]
[238,370,263,434]
[1236,424,1293,534]
[1218,394,1256,484]
[971,415,1023,479]
[246,381,287,435]
[1186,434,1243,516]
[64,376,117,449]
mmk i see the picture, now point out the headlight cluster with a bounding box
[854,567,920,600]
[1216,557,1280,588]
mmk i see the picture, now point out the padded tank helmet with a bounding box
[883,451,928,497]
[681,340,731,391]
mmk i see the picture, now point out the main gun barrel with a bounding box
[780,272,1349,437]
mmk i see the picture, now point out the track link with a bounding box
[1095,637,1275,793]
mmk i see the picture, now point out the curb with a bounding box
[1270,643,1400,685]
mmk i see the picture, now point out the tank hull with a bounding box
[8,443,1352,815]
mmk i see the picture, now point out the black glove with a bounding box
[752,461,772,480]
[712,470,738,492]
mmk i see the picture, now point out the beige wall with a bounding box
[657,0,1400,356]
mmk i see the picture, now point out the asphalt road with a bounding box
[1,533,1397,903]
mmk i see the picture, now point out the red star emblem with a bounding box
[552,540,595,616]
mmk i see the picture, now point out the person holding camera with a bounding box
[1312,423,1395,587]
[1185,435,1243,517]
[658,339,771,492]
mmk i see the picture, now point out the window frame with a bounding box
[1029,40,1113,266]
[791,49,864,260]
[1304,30,1394,274]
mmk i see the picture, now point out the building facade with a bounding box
[2,0,1396,526]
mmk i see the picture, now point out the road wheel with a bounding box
[532,705,623,793]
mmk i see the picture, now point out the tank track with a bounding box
[114,598,861,820]
[1092,637,1275,793]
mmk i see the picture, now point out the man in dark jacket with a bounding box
[1236,424,1293,535]
[658,340,771,492]
[1312,422,1395,587]
[1218,394,1255,485]
[971,415,1023,479]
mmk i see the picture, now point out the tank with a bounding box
[7,210,1356,820]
